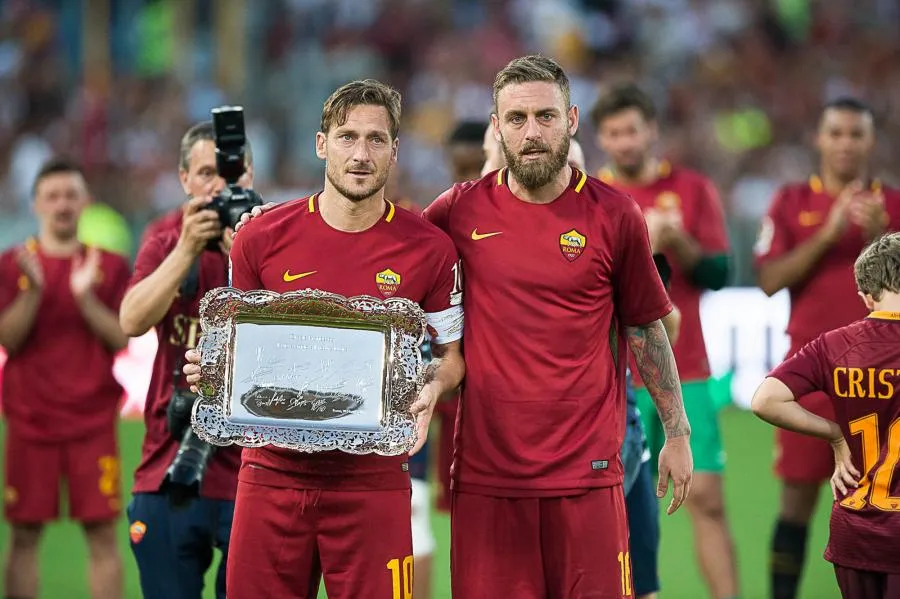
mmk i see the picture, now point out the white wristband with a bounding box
[425,305,463,344]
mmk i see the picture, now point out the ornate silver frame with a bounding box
[190,287,426,456]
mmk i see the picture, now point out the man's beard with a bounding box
[51,217,79,241]
[502,135,570,190]
[614,157,644,179]
[325,161,390,202]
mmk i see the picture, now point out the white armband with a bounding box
[425,305,463,344]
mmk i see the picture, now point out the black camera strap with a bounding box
[180,257,201,299]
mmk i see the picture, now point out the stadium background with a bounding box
[1,0,894,596]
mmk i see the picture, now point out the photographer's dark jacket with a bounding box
[128,229,242,500]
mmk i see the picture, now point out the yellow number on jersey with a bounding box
[387,555,413,599]
[97,455,120,498]
[841,414,900,512]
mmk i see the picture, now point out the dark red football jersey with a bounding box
[424,167,673,496]
[229,194,461,492]
[0,238,130,441]
[754,176,900,354]
[599,162,729,383]
[768,311,900,574]
[127,230,242,500]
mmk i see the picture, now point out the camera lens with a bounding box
[162,427,216,508]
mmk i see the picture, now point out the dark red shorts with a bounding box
[834,564,900,599]
[451,487,632,599]
[4,425,120,524]
[227,479,413,599]
[775,390,836,483]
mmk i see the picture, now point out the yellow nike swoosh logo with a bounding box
[471,228,502,241]
[283,270,317,282]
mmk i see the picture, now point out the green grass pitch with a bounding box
[0,408,841,598]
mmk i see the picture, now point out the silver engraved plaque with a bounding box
[190,287,426,456]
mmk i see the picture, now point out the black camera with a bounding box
[205,105,263,250]
[161,390,216,507]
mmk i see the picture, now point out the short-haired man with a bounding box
[1,159,131,599]
[185,79,465,599]
[119,122,254,599]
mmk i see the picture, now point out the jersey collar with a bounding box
[496,166,587,194]
[808,175,881,195]
[597,159,671,185]
[868,310,900,321]
[307,193,396,223]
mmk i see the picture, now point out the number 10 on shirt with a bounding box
[840,413,900,512]
[387,555,413,599]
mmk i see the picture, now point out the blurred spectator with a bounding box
[0,0,899,287]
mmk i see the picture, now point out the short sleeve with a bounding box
[139,219,165,248]
[127,232,173,291]
[228,227,263,291]
[767,335,828,398]
[693,179,730,254]
[422,186,458,235]
[0,250,20,313]
[615,197,674,326]
[754,187,793,267]
[421,234,463,344]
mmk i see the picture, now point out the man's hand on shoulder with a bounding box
[234,202,277,234]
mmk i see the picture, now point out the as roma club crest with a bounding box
[655,191,681,210]
[375,268,402,297]
[129,521,147,544]
[559,229,587,262]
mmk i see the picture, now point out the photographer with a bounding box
[119,119,256,599]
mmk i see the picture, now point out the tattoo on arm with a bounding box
[626,319,691,439]
[424,357,442,383]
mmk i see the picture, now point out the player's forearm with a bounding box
[626,318,690,439]
[426,340,465,400]
[757,230,834,296]
[77,291,129,351]
[120,245,195,336]
[0,289,41,354]
[751,378,842,442]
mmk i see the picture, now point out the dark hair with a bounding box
[823,96,873,116]
[321,79,402,140]
[31,157,84,197]
[179,120,254,172]
[447,121,488,145]
[493,54,570,112]
[590,83,657,128]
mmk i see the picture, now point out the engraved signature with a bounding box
[239,384,365,421]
